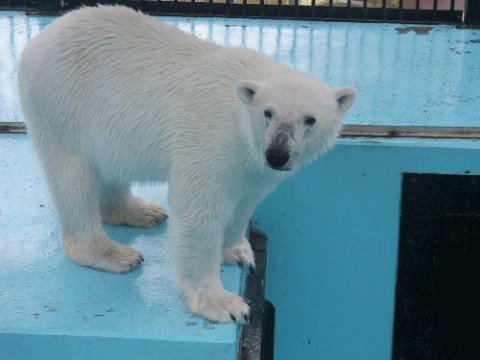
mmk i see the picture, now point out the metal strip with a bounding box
[340,125,480,139]
[0,122,26,134]
[2,122,480,139]
[239,227,275,360]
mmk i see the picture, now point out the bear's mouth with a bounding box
[267,164,292,171]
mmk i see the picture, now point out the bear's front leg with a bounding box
[169,210,250,323]
[222,196,258,272]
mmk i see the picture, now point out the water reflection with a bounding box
[0,12,54,122]
[1,11,478,126]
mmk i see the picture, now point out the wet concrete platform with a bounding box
[0,135,243,359]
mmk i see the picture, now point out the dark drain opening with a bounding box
[393,173,480,360]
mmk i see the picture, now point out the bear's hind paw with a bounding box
[64,235,144,273]
[102,197,168,228]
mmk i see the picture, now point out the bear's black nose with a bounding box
[266,149,290,169]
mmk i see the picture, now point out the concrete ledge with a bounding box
[0,135,244,360]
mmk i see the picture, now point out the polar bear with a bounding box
[18,6,356,323]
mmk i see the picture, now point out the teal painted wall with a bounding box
[253,138,480,360]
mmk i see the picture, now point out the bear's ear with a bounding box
[236,80,260,105]
[334,87,357,114]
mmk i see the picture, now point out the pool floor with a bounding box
[0,10,479,127]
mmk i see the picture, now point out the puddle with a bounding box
[395,26,434,35]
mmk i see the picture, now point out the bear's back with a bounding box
[18,6,222,131]
[28,6,218,64]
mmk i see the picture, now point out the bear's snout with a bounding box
[265,148,290,170]
[266,131,292,171]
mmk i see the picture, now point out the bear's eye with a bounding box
[264,110,273,118]
[304,116,316,126]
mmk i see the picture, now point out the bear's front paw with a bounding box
[182,279,250,323]
[222,238,255,273]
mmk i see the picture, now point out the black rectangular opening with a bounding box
[393,173,480,360]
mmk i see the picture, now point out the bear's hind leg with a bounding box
[100,183,168,228]
[41,152,143,273]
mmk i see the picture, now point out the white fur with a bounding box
[18,6,356,323]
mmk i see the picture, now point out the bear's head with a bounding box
[236,75,356,172]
